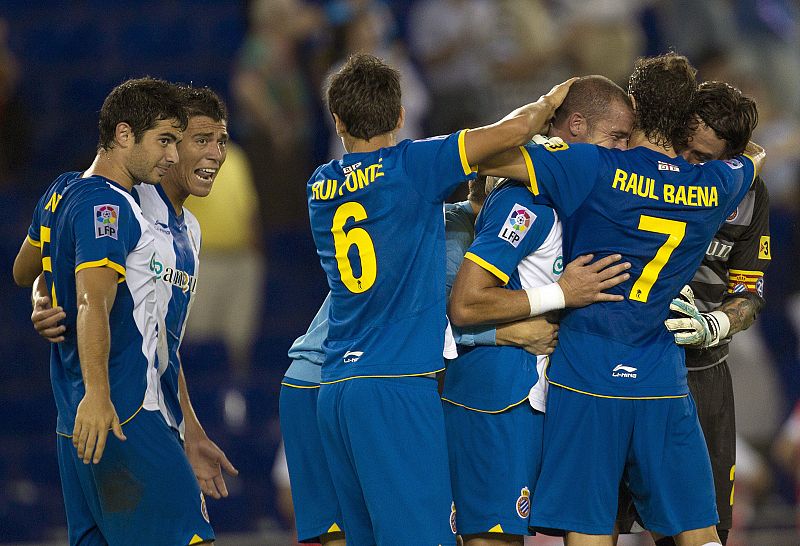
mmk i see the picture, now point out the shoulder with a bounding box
[183,207,202,235]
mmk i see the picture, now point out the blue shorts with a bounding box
[57,409,214,546]
[530,386,717,536]
[279,381,343,542]
[317,376,456,546]
[443,400,543,536]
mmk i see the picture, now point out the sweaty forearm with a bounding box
[720,296,759,337]
[448,287,530,328]
[178,364,204,434]
[76,300,112,395]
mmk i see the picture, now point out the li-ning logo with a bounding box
[343,351,364,363]
[612,364,637,378]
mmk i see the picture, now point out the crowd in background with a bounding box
[0,0,798,542]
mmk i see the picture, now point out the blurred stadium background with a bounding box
[0,1,798,544]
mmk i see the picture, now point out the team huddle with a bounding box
[283,53,769,546]
[11,51,768,546]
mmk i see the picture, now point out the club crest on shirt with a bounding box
[498,204,536,248]
[516,487,531,518]
[94,204,119,240]
[723,158,743,170]
[450,502,457,534]
[726,207,739,222]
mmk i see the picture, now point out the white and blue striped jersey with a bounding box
[133,183,201,436]
[442,182,562,412]
[27,173,162,436]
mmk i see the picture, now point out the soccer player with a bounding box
[13,78,215,545]
[480,53,763,546]
[29,84,239,503]
[651,81,767,546]
[307,53,576,545]
[445,76,635,546]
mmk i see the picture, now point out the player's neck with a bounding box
[627,130,677,158]
[83,152,135,191]
[160,178,187,215]
[343,133,396,154]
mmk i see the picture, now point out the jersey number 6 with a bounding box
[629,215,686,303]
[332,202,377,294]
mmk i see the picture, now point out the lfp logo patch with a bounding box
[94,204,119,240]
[499,204,536,248]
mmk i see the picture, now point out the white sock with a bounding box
[700,542,722,546]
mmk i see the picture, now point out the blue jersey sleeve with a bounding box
[520,141,601,216]
[26,192,47,248]
[464,185,555,285]
[402,130,477,203]
[72,193,139,280]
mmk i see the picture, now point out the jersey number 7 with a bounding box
[629,215,686,303]
[332,201,377,294]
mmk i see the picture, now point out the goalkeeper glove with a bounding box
[664,285,730,348]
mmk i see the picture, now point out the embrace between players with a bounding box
[285,52,767,546]
[13,51,768,546]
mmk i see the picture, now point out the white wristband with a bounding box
[709,310,731,340]
[525,283,565,317]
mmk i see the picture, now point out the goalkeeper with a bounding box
[655,81,771,546]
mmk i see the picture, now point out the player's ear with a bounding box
[395,107,405,131]
[629,93,637,113]
[568,112,587,138]
[114,122,133,148]
[333,113,348,136]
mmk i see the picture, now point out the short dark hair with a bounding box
[692,81,757,157]
[178,84,228,123]
[98,77,188,151]
[628,53,698,151]
[553,75,631,129]
[326,54,401,141]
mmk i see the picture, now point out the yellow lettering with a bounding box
[648,178,659,200]
[321,179,337,200]
[637,174,650,197]
[612,169,627,189]
[311,181,322,201]
[664,184,674,203]
[675,185,687,205]
[710,187,718,207]
[357,169,369,189]
[687,186,698,206]
[625,173,638,194]
[697,186,708,207]
[373,164,384,179]
[44,192,63,212]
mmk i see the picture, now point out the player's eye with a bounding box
[196,138,208,146]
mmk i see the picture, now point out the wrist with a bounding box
[525,283,565,317]
[709,310,730,340]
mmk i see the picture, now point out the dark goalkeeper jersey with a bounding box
[685,175,770,370]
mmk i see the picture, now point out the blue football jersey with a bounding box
[28,174,162,435]
[519,141,756,397]
[308,131,476,382]
[133,184,201,436]
[442,183,561,411]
